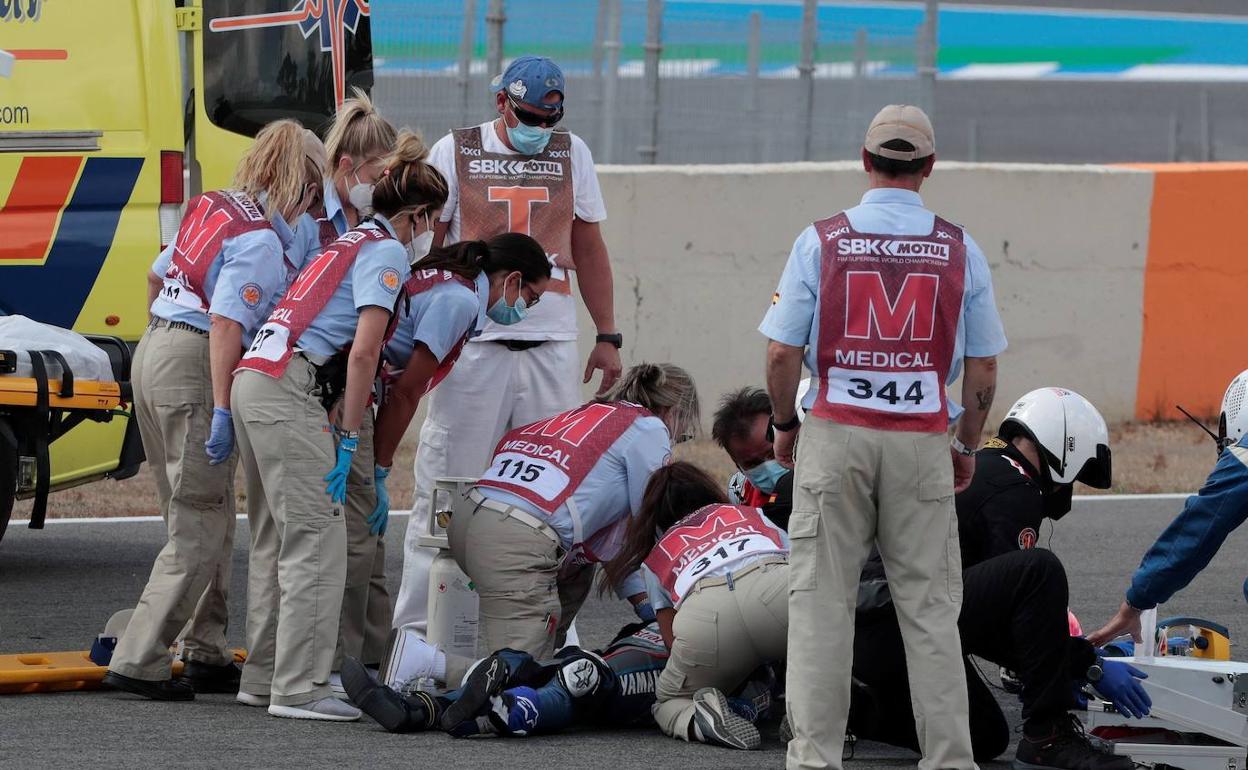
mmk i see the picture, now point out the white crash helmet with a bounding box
[998,387,1112,488]
[1219,369,1248,451]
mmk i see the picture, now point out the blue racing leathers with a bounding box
[1126,437,1248,610]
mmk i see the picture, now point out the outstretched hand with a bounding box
[1089,601,1144,646]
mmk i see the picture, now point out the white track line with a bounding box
[12,496,1188,527]
[13,510,417,526]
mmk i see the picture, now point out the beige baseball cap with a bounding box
[864,104,935,160]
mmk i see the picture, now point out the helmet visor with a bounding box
[1074,444,1112,489]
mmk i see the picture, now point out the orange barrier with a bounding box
[1128,163,1248,421]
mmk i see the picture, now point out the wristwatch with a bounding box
[950,436,976,456]
[767,414,802,445]
[1086,662,1104,684]
[595,332,623,349]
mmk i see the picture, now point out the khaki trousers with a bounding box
[654,562,789,740]
[232,359,346,707]
[785,417,975,770]
[335,410,393,668]
[444,501,591,684]
[110,324,235,680]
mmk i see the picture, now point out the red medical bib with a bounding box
[401,269,477,395]
[812,211,966,433]
[476,402,651,514]
[162,190,272,312]
[237,227,390,379]
[644,504,786,605]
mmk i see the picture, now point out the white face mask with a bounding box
[346,169,375,215]
[405,211,434,265]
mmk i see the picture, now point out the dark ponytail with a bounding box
[413,231,552,283]
[599,461,728,596]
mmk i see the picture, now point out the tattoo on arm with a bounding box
[975,386,995,412]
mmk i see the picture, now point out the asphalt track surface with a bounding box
[4,495,1248,769]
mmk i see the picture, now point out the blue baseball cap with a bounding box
[490,55,565,108]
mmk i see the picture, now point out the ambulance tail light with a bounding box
[159,150,184,248]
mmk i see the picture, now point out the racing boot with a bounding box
[440,653,509,731]
[1014,714,1136,770]
[341,656,440,733]
[691,687,761,750]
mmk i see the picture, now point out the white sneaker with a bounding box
[268,697,361,722]
[380,627,440,694]
[236,691,270,707]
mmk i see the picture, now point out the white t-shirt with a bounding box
[426,121,608,341]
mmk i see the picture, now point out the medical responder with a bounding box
[314,89,399,674]
[602,462,788,751]
[761,104,1007,769]
[372,231,555,505]
[229,130,446,722]
[444,363,698,683]
[1090,368,1248,647]
[713,384,1149,767]
[104,121,323,702]
[395,55,622,638]
[714,387,795,528]
[339,621,672,737]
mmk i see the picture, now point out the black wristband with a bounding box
[596,333,623,349]
[771,414,801,433]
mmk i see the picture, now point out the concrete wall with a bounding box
[574,161,1162,426]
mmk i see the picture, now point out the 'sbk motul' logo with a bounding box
[518,403,615,447]
[657,506,749,559]
[469,159,563,176]
[844,271,939,341]
[837,238,949,260]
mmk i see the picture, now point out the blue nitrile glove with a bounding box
[1093,659,1151,719]
[368,465,390,536]
[324,435,358,504]
[634,600,656,624]
[205,407,234,465]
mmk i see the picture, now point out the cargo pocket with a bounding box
[671,606,717,669]
[787,509,820,592]
[945,509,963,603]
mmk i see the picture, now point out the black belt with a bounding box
[494,340,546,352]
[149,318,208,336]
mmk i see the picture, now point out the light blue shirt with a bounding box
[641,513,790,611]
[149,211,297,339]
[295,215,408,358]
[290,180,350,275]
[383,272,489,366]
[758,188,1007,422]
[478,414,672,599]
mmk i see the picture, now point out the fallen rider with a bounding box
[340,622,777,737]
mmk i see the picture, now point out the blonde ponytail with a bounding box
[233,119,324,223]
[324,87,398,173]
[371,129,448,218]
[600,363,701,442]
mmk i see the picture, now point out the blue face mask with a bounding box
[487,274,529,325]
[743,459,789,495]
[506,122,554,155]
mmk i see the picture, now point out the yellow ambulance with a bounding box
[0,0,375,542]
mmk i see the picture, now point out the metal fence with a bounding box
[372,0,930,165]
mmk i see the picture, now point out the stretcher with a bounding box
[1083,656,1248,770]
[0,327,144,546]
[0,649,247,695]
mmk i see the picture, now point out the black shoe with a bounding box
[341,656,437,733]
[1015,714,1136,770]
[102,671,195,701]
[179,660,242,694]
[440,653,509,731]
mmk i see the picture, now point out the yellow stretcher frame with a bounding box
[0,649,246,695]
[0,377,122,411]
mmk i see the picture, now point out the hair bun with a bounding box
[392,129,429,165]
[637,363,665,387]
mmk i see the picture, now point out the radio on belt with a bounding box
[1082,656,1248,770]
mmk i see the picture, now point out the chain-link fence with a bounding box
[371,0,928,164]
[370,1,1248,165]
